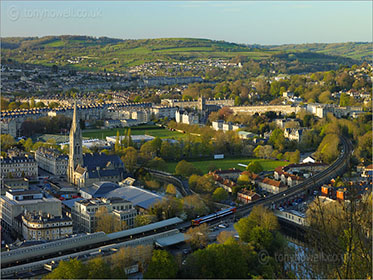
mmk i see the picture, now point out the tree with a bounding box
[339,92,351,107]
[44,258,88,279]
[269,128,286,151]
[144,250,178,279]
[188,174,215,193]
[35,101,46,108]
[186,223,209,250]
[134,214,157,227]
[23,138,33,152]
[1,134,16,151]
[217,230,234,244]
[234,96,242,106]
[182,195,209,218]
[95,207,126,234]
[127,128,133,147]
[87,257,112,279]
[212,187,228,202]
[147,157,167,171]
[234,206,279,245]
[160,141,173,160]
[289,149,300,163]
[166,184,177,195]
[356,131,372,162]
[111,245,153,275]
[115,130,120,152]
[182,240,273,279]
[8,101,19,110]
[175,160,201,177]
[30,97,35,108]
[149,197,182,220]
[1,98,9,110]
[121,147,138,173]
[151,137,162,155]
[246,161,263,174]
[316,134,340,163]
[140,141,157,160]
[319,90,332,104]
[304,193,372,279]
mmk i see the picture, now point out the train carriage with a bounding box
[192,207,236,226]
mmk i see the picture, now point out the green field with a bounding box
[82,125,188,140]
[163,157,289,174]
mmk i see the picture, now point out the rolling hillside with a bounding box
[266,42,371,61]
[1,36,365,73]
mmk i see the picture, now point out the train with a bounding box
[192,207,237,226]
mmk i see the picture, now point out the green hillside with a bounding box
[1,36,364,73]
[1,36,272,72]
[266,42,372,61]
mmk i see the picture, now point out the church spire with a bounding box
[72,102,79,131]
[67,103,83,186]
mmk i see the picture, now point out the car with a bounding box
[183,249,191,254]
[218,224,227,229]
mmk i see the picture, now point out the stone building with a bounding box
[0,155,38,179]
[0,189,62,234]
[72,197,137,233]
[22,211,72,241]
[35,147,68,176]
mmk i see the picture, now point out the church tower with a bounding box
[67,103,83,185]
[198,95,205,111]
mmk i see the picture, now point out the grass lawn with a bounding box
[82,125,188,140]
[163,157,289,174]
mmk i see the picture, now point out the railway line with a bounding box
[235,135,352,216]
[1,136,352,278]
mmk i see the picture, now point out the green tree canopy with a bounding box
[144,250,178,279]
[246,161,263,174]
[212,187,229,202]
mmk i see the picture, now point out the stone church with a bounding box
[67,104,127,188]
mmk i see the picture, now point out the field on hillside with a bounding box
[163,158,289,174]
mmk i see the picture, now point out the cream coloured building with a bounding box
[72,197,137,233]
[35,147,68,176]
[0,155,38,179]
[22,211,73,241]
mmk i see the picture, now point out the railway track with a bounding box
[235,135,352,216]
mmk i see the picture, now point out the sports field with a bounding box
[163,157,289,174]
[82,125,187,139]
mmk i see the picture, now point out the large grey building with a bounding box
[0,189,62,234]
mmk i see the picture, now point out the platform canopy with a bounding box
[155,233,189,248]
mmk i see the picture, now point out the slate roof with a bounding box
[87,169,123,179]
[83,153,123,171]
[80,181,121,198]
[103,185,163,209]
[61,197,84,210]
